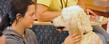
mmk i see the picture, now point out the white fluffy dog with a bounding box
[52,5,103,44]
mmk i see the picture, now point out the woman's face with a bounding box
[21,4,36,28]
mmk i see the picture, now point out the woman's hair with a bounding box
[0,0,36,36]
[0,0,12,36]
[10,0,35,23]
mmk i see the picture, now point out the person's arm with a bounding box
[36,4,61,22]
[92,25,109,42]
[0,35,5,44]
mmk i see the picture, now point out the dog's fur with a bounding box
[53,5,103,44]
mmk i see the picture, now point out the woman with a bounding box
[1,0,38,44]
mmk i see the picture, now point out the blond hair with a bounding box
[61,5,92,34]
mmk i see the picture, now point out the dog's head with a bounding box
[52,5,93,34]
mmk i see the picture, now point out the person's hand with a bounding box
[0,35,5,44]
[64,33,82,44]
[86,9,97,16]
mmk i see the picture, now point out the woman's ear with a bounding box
[16,13,23,22]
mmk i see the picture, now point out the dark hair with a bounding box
[10,0,36,23]
[0,0,36,36]
[0,0,12,36]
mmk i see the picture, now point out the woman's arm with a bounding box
[36,4,61,22]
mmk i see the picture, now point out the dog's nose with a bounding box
[51,21,53,23]
[56,26,65,29]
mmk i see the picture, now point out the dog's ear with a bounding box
[52,15,70,31]
[52,16,65,27]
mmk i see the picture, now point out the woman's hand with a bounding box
[64,33,82,44]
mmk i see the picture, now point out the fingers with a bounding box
[86,9,97,16]
[64,33,82,44]
[71,34,82,44]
